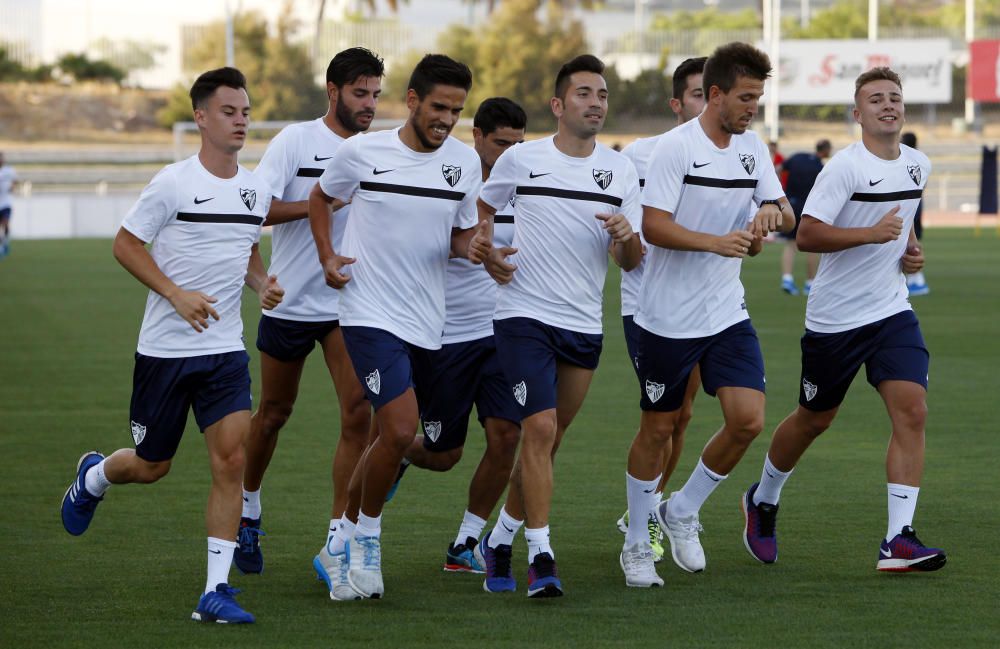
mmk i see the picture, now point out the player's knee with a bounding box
[675,405,694,435]
[729,411,764,443]
[640,414,676,447]
[211,444,246,478]
[428,447,463,471]
[137,458,171,483]
[257,400,293,435]
[339,404,371,443]
[893,399,927,433]
[797,407,835,439]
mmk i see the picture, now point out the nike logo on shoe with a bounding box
[869,178,884,186]
[890,493,909,499]
[194,196,214,204]
[693,162,711,168]
[529,171,551,178]
[314,155,334,161]
[373,168,394,175]
[880,547,892,557]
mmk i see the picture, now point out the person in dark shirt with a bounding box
[779,138,831,295]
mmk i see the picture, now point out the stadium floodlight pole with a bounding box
[965,0,975,126]
[765,0,781,142]
[225,0,235,67]
[868,0,878,42]
[800,0,810,28]
[763,0,772,46]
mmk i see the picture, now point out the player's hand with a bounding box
[901,243,924,274]
[169,289,219,332]
[485,246,518,285]
[868,206,903,244]
[468,220,493,264]
[596,212,634,243]
[750,203,782,238]
[713,230,755,258]
[322,254,356,289]
[259,274,285,310]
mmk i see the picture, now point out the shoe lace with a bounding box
[532,553,557,579]
[647,516,663,544]
[491,544,513,578]
[358,537,381,568]
[675,516,704,541]
[756,503,778,538]
[214,583,241,600]
[238,524,265,553]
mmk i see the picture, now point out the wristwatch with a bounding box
[759,199,780,208]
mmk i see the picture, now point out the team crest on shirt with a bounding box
[442,164,462,187]
[907,165,922,186]
[645,380,664,404]
[593,169,613,190]
[423,420,442,443]
[739,153,756,175]
[366,369,381,395]
[239,188,257,211]
[802,378,818,402]
[130,420,146,446]
[513,381,527,407]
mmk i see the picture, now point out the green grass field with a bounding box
[1,231,997,648]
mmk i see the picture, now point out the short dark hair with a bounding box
[702,43,771,95]
[671,57,706,101]
[854,67,903,101]
[190,67,247,110]
[474,97,527,135]
[326,47,384,87]
[554,54,605,100]
[407,54,472,100]
[816,138,832,153]
[900,132,917,149]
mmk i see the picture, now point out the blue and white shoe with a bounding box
[781,277,800,296]
[234,517,265,575]
[474,532,516,592]
[191,583,255,623]
[527,552,563,598]
[347,535,384,599]
[384,461,410,503]
[444,536,485,573]
[314,538,361,601]
[61,451,105,536]
[907,281,930,297]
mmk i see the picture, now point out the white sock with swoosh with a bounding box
[886,483,919,541]
[206,537,237,594]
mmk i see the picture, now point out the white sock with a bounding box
[356,512,381,539]
[205,537,236,594]
[670,459,726,519]
[488,506,523,548]
[241,487,261,519]
[328,515,355,555]
[782,273,794,282]
[454,510,487,547]
[84,459,112,497]
[886,483,920,541]
[625,472,661,547]
[906,271,926,285]
[754,455,793,506]
[524,525,552,563]
[804,279,813,290]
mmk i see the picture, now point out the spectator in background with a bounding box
[779,139,832,295]
[901,131,929,296]
[0,152,18,258]
[769,140,787,189]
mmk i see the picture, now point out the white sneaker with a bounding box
[655,494,706,573]
[347,535,384,599]
[313,539,361,601]
[620,541,664,588]
[616,510,629,535]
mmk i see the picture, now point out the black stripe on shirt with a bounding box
[514,186,623,207]
[683,175,758,189]
[849,189,923,202]
[296,168,324,178]
[495,214,515,224]
[359,181,465,201]
[177,212,264,225]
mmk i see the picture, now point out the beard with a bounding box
[336,100,374,134]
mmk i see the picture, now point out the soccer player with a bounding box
[623,42,794,586]
[307,54,481,599]
[742,67,946,573]
[390,97,526,573]
[470,54,642,597]
[778,138,831,295]
[60,67,283,623]
[616,56,707,565]
[0,151,17,258]
[234,47,384,582]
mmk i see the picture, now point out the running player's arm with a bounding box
[310,142,360,289]
[603,163,642,270]
[244,243,284,310]
[750,141,795,239]
[473,148,518,283]
[449,174,482,259]
[263,197,346,226]
[900,222,924,274]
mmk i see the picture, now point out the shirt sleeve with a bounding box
[254,126,297,200]
[641,134,686,214]
[802,153,854,225]
[455,173,482,230]
[318,137,360,202]
[479,145,517,211]
[120,166,178,243]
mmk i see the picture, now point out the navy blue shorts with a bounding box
[256,314,339,362]
[622,315,642,382]
[341,326,434,411]
[420,335,521,452]
[799,310,928,412]
[493,317,603,419]
[129,351,252,462]
[0,207,10,221]
[638,319,765,412]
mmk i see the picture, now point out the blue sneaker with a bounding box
[907,281,930,297]
[803,280,813,296]
[191,583,255,624]
[781,277,800,295]
[527,552,563,598]
[877,526,946,572]
[233,517,265,575]
[474,532,515,592]
[444,536,485,573]
[61,451,105,536]
[384,461,410,503]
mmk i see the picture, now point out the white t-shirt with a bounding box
[620,135,660,317]
[318,128,481,350]
[803,141,929,333]
[120,155,271,358]
[636,119,783,339]
[480,136,642,335]
[0,165,16,210]
[441,199,515,345]
[254,118,350,322]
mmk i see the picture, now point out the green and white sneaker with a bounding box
[617,509,665,563]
